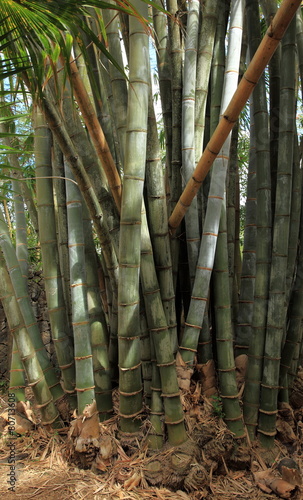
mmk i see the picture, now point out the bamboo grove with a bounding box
[0,0,302,450]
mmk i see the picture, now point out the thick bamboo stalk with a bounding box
[9,338,26,402]
[235,0,263,356]
[242,0,272,440]
[40,93,119,297]
[103,3,128,165]
[0,121,29,278]
[260,1,280,218]
[141,208,187,445]
[12,178,29,279]
[0,253,61,426]
[66,57,122,211]
[82,201,113,420]
[34,107,75,395]
[258,15,296,448]
[0,208,63,401]
[64,162,95,414]
[167,0,183,289]
[152,0,172,173]
[117,0,149,433]
[168,0,301,231]
[182,0,200,288]
[195,0,219,161]
[145,93,177,353]
[213,202,245,438]
[51,142,72,322]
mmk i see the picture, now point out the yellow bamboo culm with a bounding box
[168,0,301,232]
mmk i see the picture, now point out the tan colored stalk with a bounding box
[65,57,122,211]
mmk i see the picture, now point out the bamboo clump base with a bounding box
[0,378,303,500]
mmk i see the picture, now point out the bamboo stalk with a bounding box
[242,0,272,440]
[258,15,296,448]
[9,338,26,402]
[34,107,75,396]
[0,207,63,401]
[64,162,95,414]
[182,0,200,288]
[82,201,113,420]
[65,57,122,212]
[117,0,149,433]
[0,253,62,427]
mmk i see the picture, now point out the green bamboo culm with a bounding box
[242,0,272,440]
[140,208,187,446]
[182,0,200,288]
[213,202,246,438]
[145,91,177,353]
[258,15,296,448]
[117,0,150,434]
[9,338,26,402]
[0,207,63,401]
[0,252,61,427]
[34,107,75,396]
[64,162,95,415]
[82,201,113,420]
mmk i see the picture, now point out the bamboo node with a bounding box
[119,410,143,419]
[123,174,145,181]
[59,361,75,370]
[75,385,95,392]
[118,299,140,306]
[180,345,198,352]
[261,383,280,390]
[164,417,185,425]
[74,355,93,360]
[157,359,176,368]
[223,416,244,422]
[150,326,168,333]
[35,397,54,409]
[119,361,142,371]
[119,388,143,397]
[220,394,239,399]
[217,367,236,372]
[257,429,277,437]
[118,335,140,341]
[259,409,279,415]
[161,391,180,398]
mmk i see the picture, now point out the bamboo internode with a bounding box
[168,0,301,232]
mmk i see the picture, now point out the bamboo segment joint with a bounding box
[75,385,95,392]
[119,410,143,419]
[119,361,142,371]
[119,388,143,397]
[157,359,176,368]
[165,417,185,425]
[36,397,54,409]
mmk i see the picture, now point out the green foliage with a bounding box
[210,394,225,419]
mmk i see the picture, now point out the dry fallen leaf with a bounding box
[254,470,297,499]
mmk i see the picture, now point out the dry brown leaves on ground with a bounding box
[0,387,302,500]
